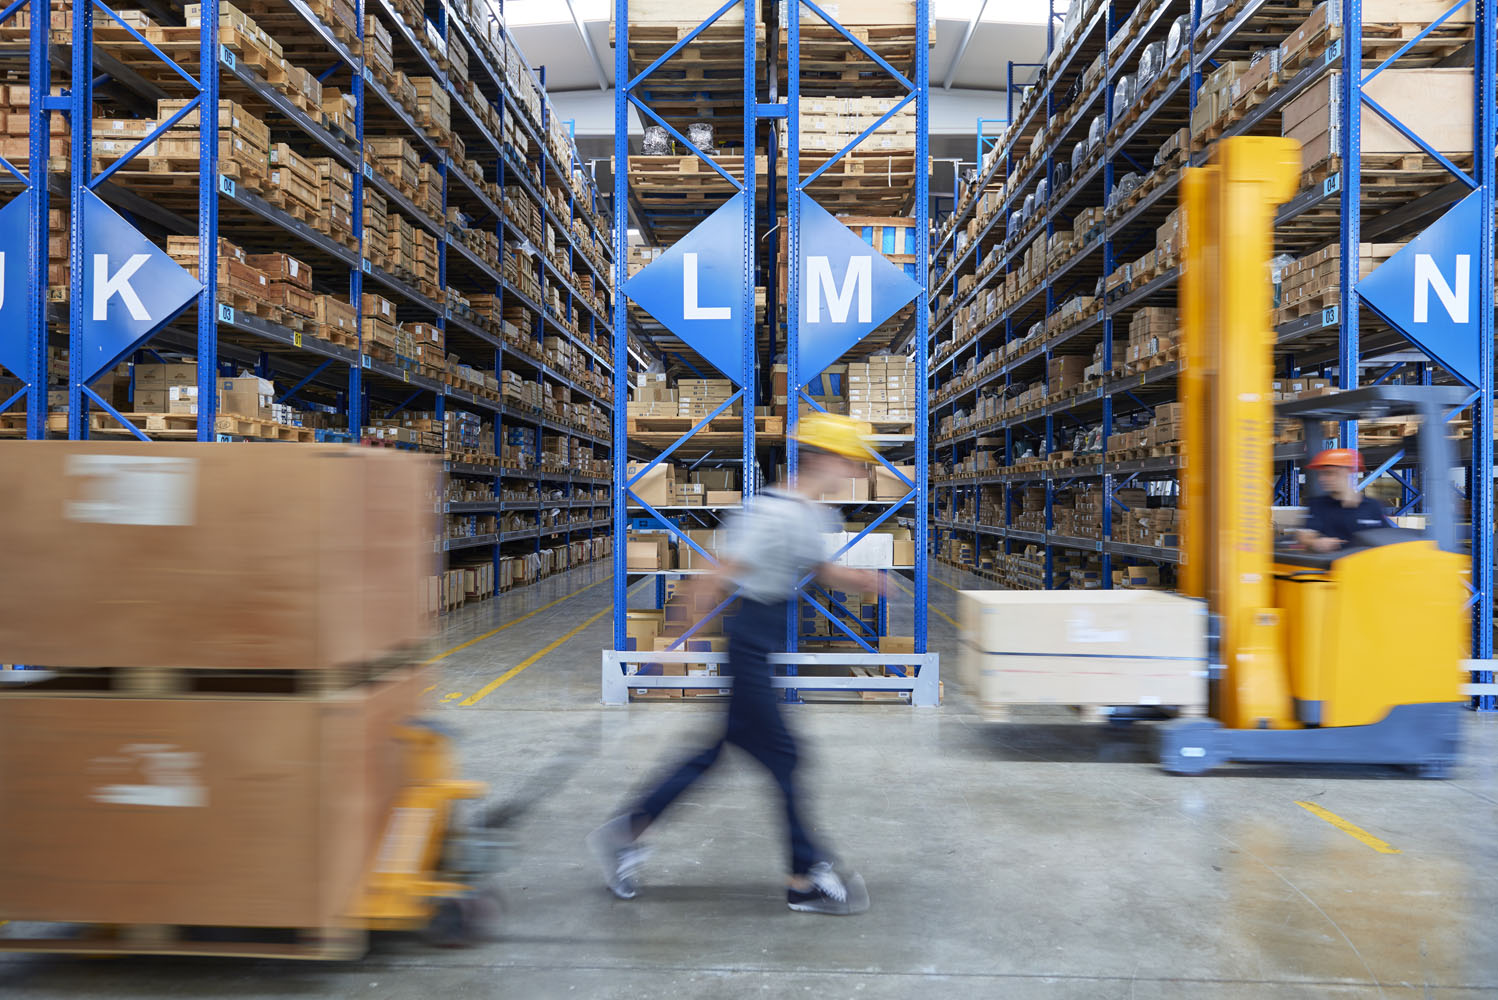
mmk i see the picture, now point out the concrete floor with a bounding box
[4,561,1498,998]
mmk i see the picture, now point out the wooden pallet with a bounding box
[0,922,367,961]
[626,414,785,435]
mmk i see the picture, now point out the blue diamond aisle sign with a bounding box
[793,192,922,382]
[624,192,751,386]
[1359,189,1483,388]
[76,189,202,382]
[0,190,33,383]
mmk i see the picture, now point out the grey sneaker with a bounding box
[587,815,652,900]
[787,862,870,915]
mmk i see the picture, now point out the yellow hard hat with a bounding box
[792,411,874,461]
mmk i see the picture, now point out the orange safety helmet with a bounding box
[1306,448,1362,470]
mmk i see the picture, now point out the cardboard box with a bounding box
[872,464,916,500]
[626,534,673,571]
[819,477,871,503]
[625,461,674,507]
[134,362,197,390]
[168,384,199,415]
[0,664,430,927]
[0,443,435,669]
[958,591,1207,713]
[1282,70,1473,171]
[832,531,893,569]
[705,489,742,507]
[218,375,273,419]
[133,389,169,413]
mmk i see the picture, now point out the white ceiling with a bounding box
[504,3,1053,93]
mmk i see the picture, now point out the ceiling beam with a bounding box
[564,0,610,90]
[943,0,990,90]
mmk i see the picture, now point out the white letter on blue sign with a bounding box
[1413,253,1469,325]
[93,253,152,322]
[808,255,871,324]
[682,252,730,320]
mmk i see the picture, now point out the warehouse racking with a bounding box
[0,0,617,608]
[605,0,939,704]
[926,0,1495,703]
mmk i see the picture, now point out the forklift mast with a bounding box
[1180,137,1302,730]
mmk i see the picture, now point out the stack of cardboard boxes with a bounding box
[677,379,736,421]
[1275,242,1398,325]
[847,355,916,426]
[1123,306,1179,370]
[0,443,434,936]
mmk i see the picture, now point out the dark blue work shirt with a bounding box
[1304,493,1392,543]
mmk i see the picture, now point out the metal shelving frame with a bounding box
[10,0,614,603]
[607,0,938,705]
[926,0,1496,706]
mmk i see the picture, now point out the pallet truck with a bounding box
[1156,137,1469,776]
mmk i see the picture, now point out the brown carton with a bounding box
[0,443,435,669]
[0,664,430,927]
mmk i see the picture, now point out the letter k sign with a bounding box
[76,190,202,383]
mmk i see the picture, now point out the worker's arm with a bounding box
[1295,528,1343,553]
[816,562,885,594]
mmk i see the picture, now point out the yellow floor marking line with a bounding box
[421,685,437,695]
[1295,801,1401,854]
[423,576,606,664]
[891,576,960,629]
[458,607,611,707]
[440,691,464,704]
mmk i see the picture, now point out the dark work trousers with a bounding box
[633,597,823,876]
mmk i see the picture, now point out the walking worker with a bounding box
[590,411,881,915]
[1296,448,1394,553]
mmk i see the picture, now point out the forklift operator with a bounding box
[1296,448,1393,553]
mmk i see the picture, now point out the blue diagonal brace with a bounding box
[276,359,333,404]
[81,385,150,442]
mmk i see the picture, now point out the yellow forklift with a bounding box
[1157,137,1470,776]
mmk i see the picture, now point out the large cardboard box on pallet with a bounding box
[0,443,435,670]
[0,663,431,928]
[1281,69,1474,172]
[958,590,1208,713]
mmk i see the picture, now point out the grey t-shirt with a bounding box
[719,488,841,603]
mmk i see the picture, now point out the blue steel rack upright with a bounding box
[13,0,614,603]
[925,0,1496,707]
[605,0,938,705]
[0,0,54,440]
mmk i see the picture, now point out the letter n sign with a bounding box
[75,190,202,383]
[1359,190,1485,388]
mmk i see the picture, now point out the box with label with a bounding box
[134,362,198,390]
[0,664,430,928]
[168,384,199,415]
[218,375,273,419]
[0,443,435,669]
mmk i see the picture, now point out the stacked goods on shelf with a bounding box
[847,356,916,427]
[1274,242,1399,325]
[776,97,916,153]
[0,444,434,940]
